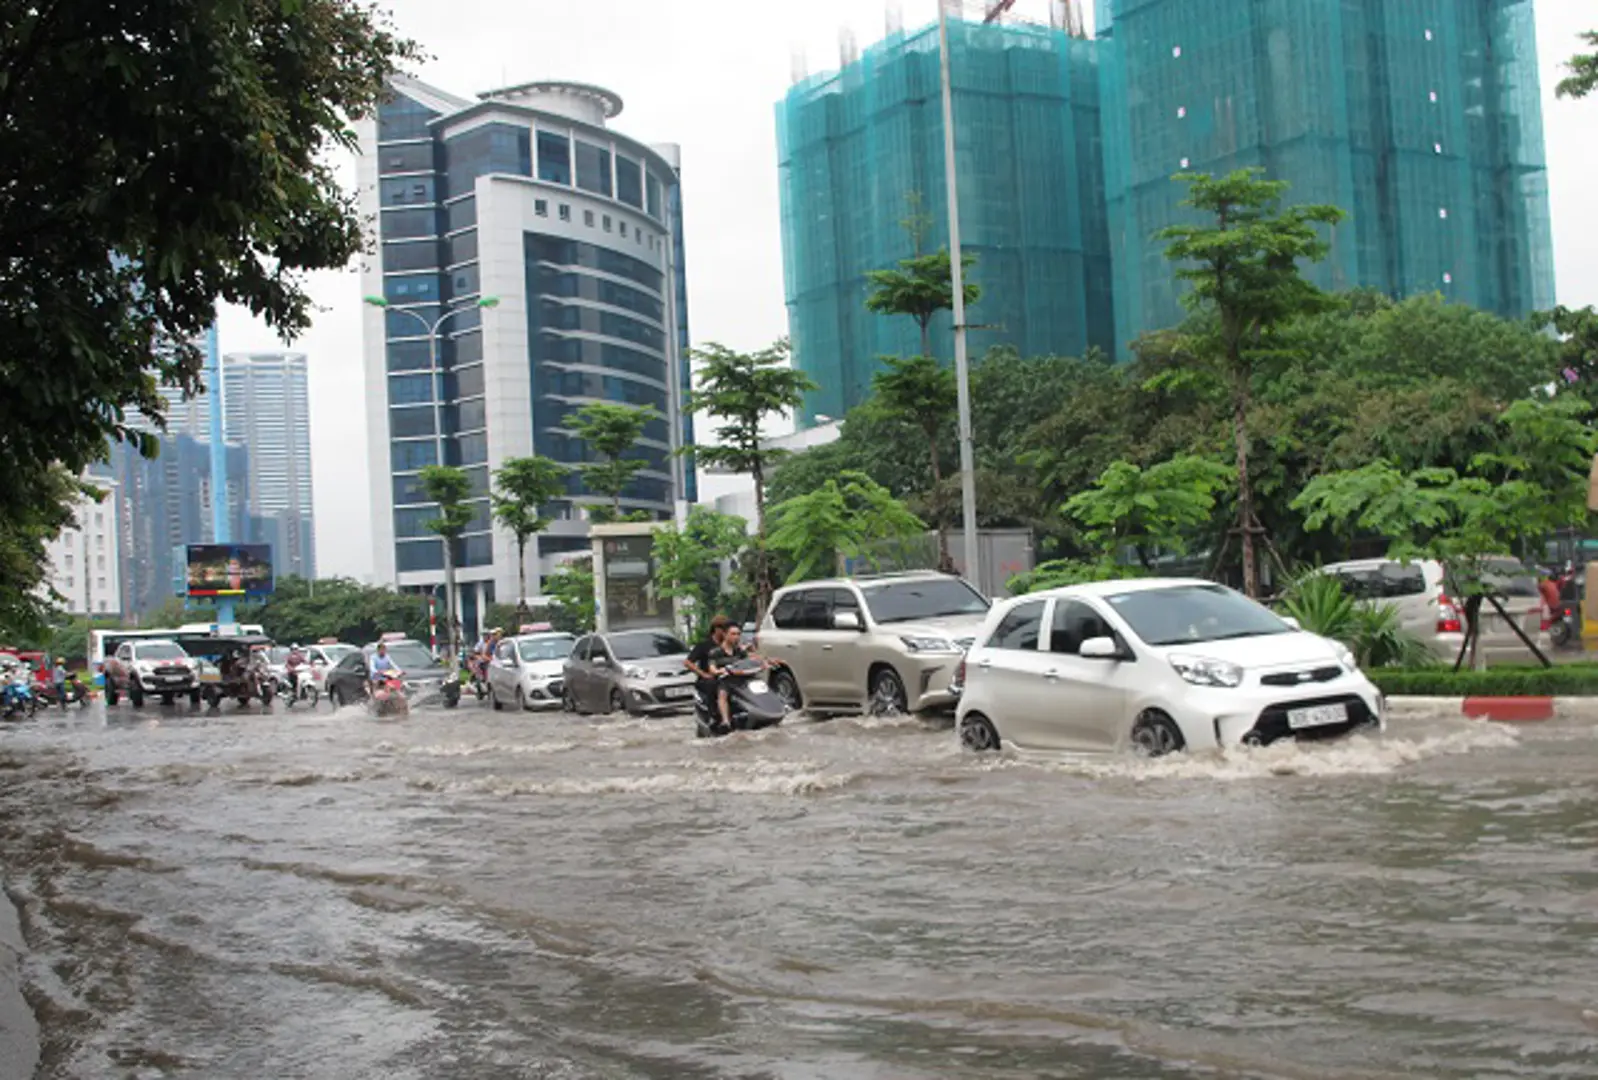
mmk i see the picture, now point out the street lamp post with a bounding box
[365,294,500,661]
[938,1,983,593]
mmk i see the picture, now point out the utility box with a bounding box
[590,522,679,635]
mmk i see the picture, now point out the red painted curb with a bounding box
[1463,697,1556,723]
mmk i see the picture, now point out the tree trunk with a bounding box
[442,540,459,666]
[516,536,528,618]
[919,319,931,361]
[928,430,951,571]
[1232,372,1259,599]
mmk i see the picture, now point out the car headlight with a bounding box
[624,666,647,680]
[1168,654,1244,688]
[1330,641,1358,673]
[900,635,959,654]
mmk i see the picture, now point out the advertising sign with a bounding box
[602,535,663,632]
[186,544,274,599]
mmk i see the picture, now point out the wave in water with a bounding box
[404,760,863,798]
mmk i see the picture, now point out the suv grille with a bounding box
[1260,666,1343,687]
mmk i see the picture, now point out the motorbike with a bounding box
[278,665,320,709]
[465,653,491,702]
[35,676,89,708]
[1,674,38,721]
[1549,567,1582,649]
[367,670,410,719]
[694,658,789,739]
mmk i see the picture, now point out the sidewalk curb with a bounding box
[1386,696,1598,723]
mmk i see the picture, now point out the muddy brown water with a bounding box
[1,700,1595,1079]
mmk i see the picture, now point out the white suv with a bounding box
[758,572,990,715]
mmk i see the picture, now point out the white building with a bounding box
[43,480,122,617]
[357,75,695,636]
[222,351,316,579]
[709,421,843,526]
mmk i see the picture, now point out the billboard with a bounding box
[186,544,274,599]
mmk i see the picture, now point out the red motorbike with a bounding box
[368,670,410,718]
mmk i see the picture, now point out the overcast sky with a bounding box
[216,0,1598,581]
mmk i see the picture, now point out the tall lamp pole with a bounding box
[938,1,983,592]
[204,325,236,631]
[365,295,500,660]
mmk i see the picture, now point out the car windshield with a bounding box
[137,642,187,660]
[608,632,688,661]
[860,579,989,624]
[267,647,289,663]
[381,645,434,669]
[321,645,356,663]
[518,636,575,662]
[1106,584,1292,647]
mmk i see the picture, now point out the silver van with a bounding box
[1319,557,1547,666]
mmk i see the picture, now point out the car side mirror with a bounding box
[833,611,862,631]
[1079,637,1122,660]
[1281,616,1302,631]
[592,656,609,667]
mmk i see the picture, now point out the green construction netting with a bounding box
[1097,0,1555,348]
[777,19,1115,425]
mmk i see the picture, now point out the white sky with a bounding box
[216,0,1598,581]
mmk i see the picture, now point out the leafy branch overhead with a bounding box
[866,248,982,358]
[767,472,924,584]
[1065,455,1235,568]
[1558,30,1598,98]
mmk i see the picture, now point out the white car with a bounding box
[305,642,358,693]
[954,578,1385,756]
[488,632,577,711]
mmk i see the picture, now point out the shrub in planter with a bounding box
[1370,665,1598,698]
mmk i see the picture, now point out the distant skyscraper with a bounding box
[1096,0,1556,344]
[357,74,696,636]
[222,352,316,580]
[777,18,1114,425]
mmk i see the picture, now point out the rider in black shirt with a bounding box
[708,624,763,730]
[684,614,730,717]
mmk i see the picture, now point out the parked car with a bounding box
[562,630,697,715]
[757,571,990,716]
[301,642,357,694]
[954,578,1385,756]
[487,632,576,712]
[324,638,462,709]
[1317,557,1547,665]
[105,638,202,707]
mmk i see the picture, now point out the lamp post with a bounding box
[938,1,983,593]
[365,294,500,659]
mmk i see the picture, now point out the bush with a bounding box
[1278,571,1434,669]
[1370,665,1598,697]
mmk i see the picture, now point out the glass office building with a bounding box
[777,19,1114,426]
[1097,0,1555,345]
[359,76,694,632]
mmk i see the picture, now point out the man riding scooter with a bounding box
[684,615,730,721]
[707,624,772,732]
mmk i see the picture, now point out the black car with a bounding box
[325,640,461,709]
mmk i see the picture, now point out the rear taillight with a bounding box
[953,658,967,687]
[1437,594,1463,634]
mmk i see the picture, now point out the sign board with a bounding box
[186,544,274,599]
[602,535,665,632]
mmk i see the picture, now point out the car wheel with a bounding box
[1552,619,1573,648]
[562,685,581,715]
[328,685,343,708]
[1130,710,1186,758]
[516,688,527,712]
[106,683,119,706]
[770,669,802,711]
[867,666,908,716]
[189,689,201,708]
[609,688,627,715]
[490,684,503,711]
[129,686,143,708]
[960,713,1002,752]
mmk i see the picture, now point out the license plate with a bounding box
[747,679,769,695]
[663,686,692,699]
[1287,703,1348,730]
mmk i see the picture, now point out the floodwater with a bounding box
[1,698,1596,1079]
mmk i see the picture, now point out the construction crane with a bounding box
[983,0,1019,22]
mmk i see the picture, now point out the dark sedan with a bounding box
[325,640,461,709]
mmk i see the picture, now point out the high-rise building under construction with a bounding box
[777,17,1113,425]
[1098,0,1554,348]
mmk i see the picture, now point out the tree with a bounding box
[546,562,597,634]
[871,354,959,569]
[652,508,750,640]
[419,465,474,662]
[689,339,817,613]
[492,455,568,613]
[1294,398,1598,669]
[0,469,89,636]
[1065,456,1235,569]
[256,577,428,645]
[1559,32,1598,98]
[0,0,415,626]
[568,402,656,520]
[1537,305,1598,406]
[1159,169,1345,597]
[865,249,982,359]
[767,472,925,584]
[1008,558,1134,597]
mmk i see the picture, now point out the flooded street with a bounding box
[1,701,1596,1079]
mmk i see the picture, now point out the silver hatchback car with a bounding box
[562,629,698,716]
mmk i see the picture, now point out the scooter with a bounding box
[694,658,789,739]
[1,674,38,721]
[35,676,89,708]
[368,670,410,719]
[465,653,490,701]
[279,666,320,709]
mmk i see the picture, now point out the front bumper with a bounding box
[137,672,198,692]
[520,678,565,709]
[1167,680,1386,750]
[906,654,965,713]
[625,679,698,713]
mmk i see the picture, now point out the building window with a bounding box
[381,207,438,239]
[97,556,105,570]
[574,141,612,196]
[447,198,476,232]
[646,175,663,220]
[603,215,612,233]
[96,535,104,549]
[384,274,440,304]
[387,340,433,372]
[382,240,440,273]
[97,577,106,590]
[98,600,107,613]
[390,406,437,438]
[444,122,531,199]
[558,204,571,222]
[65,576,73,589]
[445,231,478,265]
[537,131,572,185]
[584,210,595,227]
[615,155,644,209]
[391,440,439,472]
[94,512,103,526]
[64,553,72,568]
[380,176,436,206]
[535,199,548,217]
[619,221,627,238]
[395,538,445,573]
[381,143,435,174]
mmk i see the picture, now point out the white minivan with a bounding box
[955,579,1385,756]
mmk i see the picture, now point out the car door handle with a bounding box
[978,659,992,669]
[821,644,834,651]
[1043,669,1060,681]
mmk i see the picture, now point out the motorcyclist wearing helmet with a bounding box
[285,643,308,697]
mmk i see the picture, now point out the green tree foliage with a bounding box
[1007,558,1134,597]
[255,577,429,646]
[1160,169,1345,597]
[0,0,415,627]
[568,402,656,519]
[491,455,568,609]
[545,562,597,634]
[0,470,93,636]
[689,339,817,612]
[1537,305,1598,405]
[767,472,924,584]
[865,249,982,358]
[870,354,959,567]
[1065,456,1235,568]
[420,465,474,659]
[1276,573,1434,670]
[652,508,750,640]
[1558,32,1598,98]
